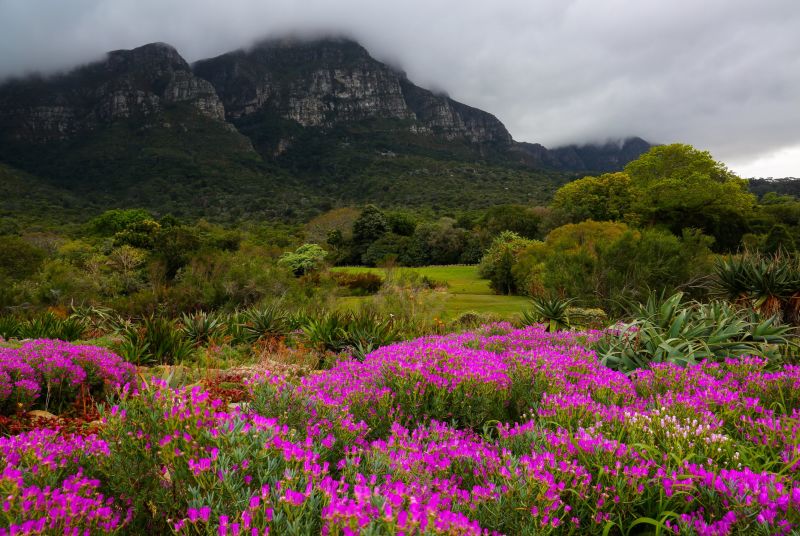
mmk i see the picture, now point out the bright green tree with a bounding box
[551,172,633,223]
[278,244,328,276]
[624,144,755,250]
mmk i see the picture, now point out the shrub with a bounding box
[713,251,800,325]
[520,296,575,332]
[238,304,288,343]
[331,271,384,295]
[0,340,134,415]
[180,310,226,346]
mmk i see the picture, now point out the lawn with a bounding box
[332,265,529,319]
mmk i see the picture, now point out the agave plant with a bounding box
[520,296,575,332]
[14,312,88,341]
[0,315,22,339]
[238,304,288,343]
[713,251,800,324]
[302,311,348,354]
[116,315,194,366]
[69,303,117,335]
[597,292,791,373]
[345,310,400,360]
[180,310,225,345]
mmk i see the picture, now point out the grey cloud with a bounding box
[0,0,798,172]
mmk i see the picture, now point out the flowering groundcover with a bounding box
[2,326,800,534]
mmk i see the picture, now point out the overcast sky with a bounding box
[1,0,798,177]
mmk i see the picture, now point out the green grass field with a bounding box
[332,265,530,319]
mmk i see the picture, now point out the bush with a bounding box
[713,250,800,325]
[237,304,288,343]
[331,271,384,295]
[0,340,134,415]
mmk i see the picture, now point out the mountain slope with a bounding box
[0,37,650,222]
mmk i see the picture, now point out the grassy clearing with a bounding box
[332,265,528,319]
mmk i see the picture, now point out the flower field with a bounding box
[2,325,800,534]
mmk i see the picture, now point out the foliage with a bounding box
[299,309,400,362]
[551,172,633,223]
[520,296,576,332]
[624,144,756,250]
[331,271,384,295]
[511,222,714,313]
[116,315,195,366]
[712,251,800,324]
[479,204,544,239]
[277,243,328,276]
[596,292,791,373]
[0,311,87,341]
[180,310,226,346]
[479,231,536,295]
[352,204,388,259]
[237,304,289,343]
[88,208,153,236]
[0,235,46,281]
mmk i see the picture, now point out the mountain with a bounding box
[0,37,650,222]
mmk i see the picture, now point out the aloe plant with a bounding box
[520,296,575,332]
[597,292,791,373]
[238,304,288,343]
[180,310,225,345]
[116,315,194,366]
[713,251,800,324]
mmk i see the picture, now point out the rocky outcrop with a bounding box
[194,37,511,147]
[0,43,225,142]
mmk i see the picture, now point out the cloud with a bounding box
[0,0,798,175]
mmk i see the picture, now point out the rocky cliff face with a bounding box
[0,36,649,176]
[194,38,512,148]
[0,43,225,142]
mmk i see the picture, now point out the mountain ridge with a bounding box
[0,36,652,222]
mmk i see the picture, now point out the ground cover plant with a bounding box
[2,325,800,535]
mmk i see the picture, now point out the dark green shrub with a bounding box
[332,272,384,295]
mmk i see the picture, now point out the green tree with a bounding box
[0,236,45,280]
[89,209,153,236]
[479,231,536,295]
[480,204,543,238]
[624,144,755,250]
[153,226,201,280]
[551,172,633,223]
[763,224,797,254]
[113,219,162,249]
[352,205,388,263]
[278,243,328,276]
[386,211,418,236]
